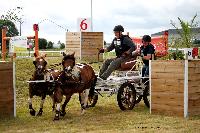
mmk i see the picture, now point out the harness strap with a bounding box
[57,70,91,90]
[45,69,55,81]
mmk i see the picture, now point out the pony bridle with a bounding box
[64,66,73,76]
[35,59,47,75]
[36,65,46,75]
[37,65,44,70]
[64,65,81,81]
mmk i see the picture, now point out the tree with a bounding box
[60,43,65,49]
[39,38,47,49]
[57,40,65,49]
[47,41,54,49]
[170,14,199,48]
[0,20,19,49]
[104,40,106,46]
[1,8,22,22]
[193,39,200,47]
[0,7,21,49]
[169,14,199,60]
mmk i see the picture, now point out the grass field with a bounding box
[0,57,200,133]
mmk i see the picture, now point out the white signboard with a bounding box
[184,48,193,60]
[9,36,27,53]
[77,18,91,32]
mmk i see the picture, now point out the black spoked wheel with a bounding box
[117,82,136,111]
[143,84,150,108]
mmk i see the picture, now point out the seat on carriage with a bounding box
[118,57,137,71]
[111,56,142,78]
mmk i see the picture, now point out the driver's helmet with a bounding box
[113,25,124,32]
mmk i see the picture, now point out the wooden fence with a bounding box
[0,62,16,118]
[150,60,200,117]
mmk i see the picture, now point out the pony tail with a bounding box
[88,75,97,98]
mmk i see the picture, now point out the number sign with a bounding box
[77,18,91,32]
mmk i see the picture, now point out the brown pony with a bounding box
[53,52,97,120]
[28,53,60,116]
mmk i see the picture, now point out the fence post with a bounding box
[2,26,7,61]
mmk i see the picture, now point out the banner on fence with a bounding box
[132,35,168,57]
[9,36,28,53]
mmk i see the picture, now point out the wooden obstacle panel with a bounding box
[151,60,185,117]
[188,60,200,116]
[66,32,103,62]
[0,62,14,117]
[66,32,81,58]
[81,32,103,62]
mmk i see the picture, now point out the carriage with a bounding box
[89,57,150,110]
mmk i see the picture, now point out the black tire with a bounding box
[135,94,142,104]
[117,82,136,111]
[143,84,150,108]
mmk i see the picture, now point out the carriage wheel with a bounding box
[135,94,142,104]
[117,82,136,111]
[143,84,150,108]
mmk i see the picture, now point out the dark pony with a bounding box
[28,53,60,116]
[53,52,97,120]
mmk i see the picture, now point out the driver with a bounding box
[98,25,136,80]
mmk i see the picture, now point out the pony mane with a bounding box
[63,54,75,61]
[62,53,76,67]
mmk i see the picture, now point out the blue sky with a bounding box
[1,0,200,44]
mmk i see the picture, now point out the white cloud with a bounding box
[1,0,200,43]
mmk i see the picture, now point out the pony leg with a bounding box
[28,97,36,116]
[81,89,90,115]
[53,87,63,121]
[50,94,55,111]
[54,103,61,121]
[79,92,85,106]
[60,94,72,117]
[36,96,46,116]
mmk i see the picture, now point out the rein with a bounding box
[49,63,62,70]
[33,69,54,81]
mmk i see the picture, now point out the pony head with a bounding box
[33,53,47,75]
[62,52,75,75]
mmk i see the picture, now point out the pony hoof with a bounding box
[30,109,36,116]
[60,111,66,117]
[53,113,60,121]
[36,111,43,116]
[52,106,55,112]
[81,109,85,115]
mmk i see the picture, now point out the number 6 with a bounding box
[80,19,88,30]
